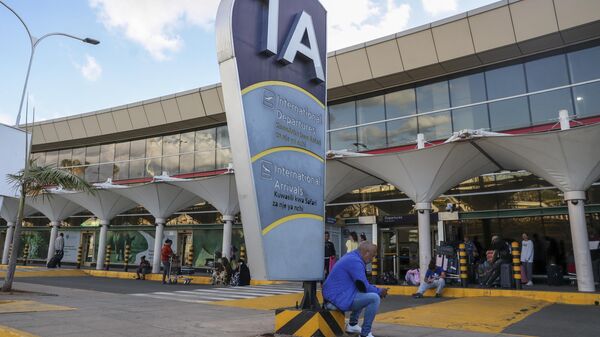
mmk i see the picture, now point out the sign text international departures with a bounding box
[216,0,326,280]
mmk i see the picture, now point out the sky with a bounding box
[0,0,497,124]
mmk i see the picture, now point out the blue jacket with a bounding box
[322,250,381,311]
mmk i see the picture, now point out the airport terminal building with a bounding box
[2,0,600,287]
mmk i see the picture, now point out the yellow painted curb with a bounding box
[385,285,600,305]
[0,325,38,337]
[0,300,75,314]
[0,270,87,278]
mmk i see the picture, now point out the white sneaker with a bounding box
[345,323,362,334]
[362,333,375,337]
[526,281,533,286]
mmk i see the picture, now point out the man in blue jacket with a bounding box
[323,242,387,337]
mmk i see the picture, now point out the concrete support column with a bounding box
[565,191,595,292]
[416,202,432,282]
[96,220,110,270]
[152,219,166,274]
[437,220,445,245]
[47,221,60,262]
[222,215,234,259]
[2,222,15,264]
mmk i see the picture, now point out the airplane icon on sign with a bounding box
[263,89,276,109]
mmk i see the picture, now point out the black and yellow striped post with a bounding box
[124,244,131,272]
[22,243,29,266]
[186,245,194,266]
[105,245,112,271]
[512,241,522,290]
[371,256,379,283]
[76,244,83,269]
[240,245,246,261]
[458,243,468,287]
[275,308,345,337]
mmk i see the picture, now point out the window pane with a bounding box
[530,88,574,124]
[385,89,416,118]
[45,151,58,168]
[418,111,452,140]
[162,134,180,175]
[387,117,417,147]
[114,142,130,181]
[179,132,195,174]
[195,129,216,172]
[329,102,356,129]
[145,137,162,177]
[416,81,450,113]
[129,139,145,179]
[486,64,526,99]
[85,146,100,182]
[58,149,72,169]
[71,148,86,178]
[489,97,530,131]
[329,129,357,151]
[217,126,232,169]
[449,73,487,106]
[357,96,386,149]
[568,45,600,83]
[452,104,490,131]
[98,144,115,182]
[525,54,569,91]
[573,82,600,117]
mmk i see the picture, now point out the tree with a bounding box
[1,162,93,292]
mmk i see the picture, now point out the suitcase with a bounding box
[46,255,60,268]
[547,264,564,286]
[500,263,513,288]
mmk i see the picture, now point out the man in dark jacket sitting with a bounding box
[323,242,387,337]
[484,236,511,287]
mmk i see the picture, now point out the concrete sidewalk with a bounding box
[0,280,532,337]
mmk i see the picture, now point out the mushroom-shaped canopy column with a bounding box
[0,196,37,264]
[325,158,383,203]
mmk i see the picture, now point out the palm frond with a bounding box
[7,162,95,197]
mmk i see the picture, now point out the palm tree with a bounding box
[1,162,93,292]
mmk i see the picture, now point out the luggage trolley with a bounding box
[166,255,193,285]
[435,243,460,285]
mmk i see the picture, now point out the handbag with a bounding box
[520,265,528,283]
[328,256,336,272]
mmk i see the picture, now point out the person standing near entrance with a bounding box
[54,233,65,268]
[346,232,359,253]
[521,233,534,286]
[324,231,336,279]
[161,239,173,284]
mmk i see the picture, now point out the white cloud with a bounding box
[90,0,219,61]
[77,55,103,81]
[321,0,411,51]
[421,0,457,16]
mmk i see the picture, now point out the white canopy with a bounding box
[325,160,382,203]
[103,181,201,221]
[26,194,84,222]
[0,195,37,222]
[476,123,600,193]
[51,189,137,222]
[156,173,240,217]
[337,139,501,204]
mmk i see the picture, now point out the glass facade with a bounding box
[32,125,231,183]
[328,45,600,151]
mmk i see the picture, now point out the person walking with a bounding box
[323,242,387,337]
[324,231,336,279]
[521,233,534,286]
[54,233,65,268]
[345,231,359,253]
[161,239,173,284]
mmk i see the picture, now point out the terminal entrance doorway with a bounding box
[81,232,95,267]
[379,227,419,282]
[178,232,193,265]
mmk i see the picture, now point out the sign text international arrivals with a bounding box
[217,0,327,280]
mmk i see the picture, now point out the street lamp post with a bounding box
[0,0,99,292]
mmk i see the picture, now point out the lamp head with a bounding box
[83,38,100,45]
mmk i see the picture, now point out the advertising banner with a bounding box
[217,0,327,280]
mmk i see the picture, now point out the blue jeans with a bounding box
[349,292,380,336]
[417,278,445,294]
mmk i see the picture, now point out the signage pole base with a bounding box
[300,281,320,311]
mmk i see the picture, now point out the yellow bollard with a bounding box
[124,244,131,272]
[22,243,29,266]
[459,243,468,287]
[76,244,83,269]
[105,245,112,271]
[371,256,379,283]
[187,245,194,266]
[240,245,246,261]
[512,241,522,289]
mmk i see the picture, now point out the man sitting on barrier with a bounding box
[412,260,446,298]
[135,256,151,280]
[323,242,387,337]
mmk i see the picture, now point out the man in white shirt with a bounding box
[521,233,534,286]
[54,233,65,268]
